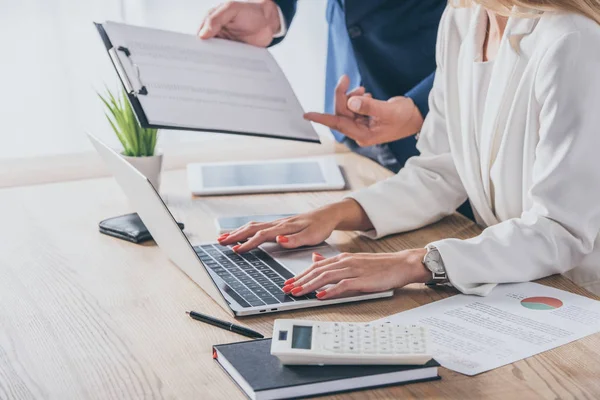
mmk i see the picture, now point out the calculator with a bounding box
[270,319,432,366]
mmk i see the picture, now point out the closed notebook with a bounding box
[213,339,440,400]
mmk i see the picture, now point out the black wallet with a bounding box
[99,212,184,244]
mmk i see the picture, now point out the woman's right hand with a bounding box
[217,199,372,253]
[217,207,339,253]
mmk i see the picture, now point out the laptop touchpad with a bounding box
[265,243,339,275]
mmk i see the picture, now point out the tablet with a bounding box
[187,156,345,196]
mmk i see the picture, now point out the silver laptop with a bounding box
[88,133,393,317]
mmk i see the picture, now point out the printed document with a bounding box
[379,282,600,375]
[101,22,318,142]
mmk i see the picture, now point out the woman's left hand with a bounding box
[283,249,431,300]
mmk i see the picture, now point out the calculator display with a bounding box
[291,326,313,349]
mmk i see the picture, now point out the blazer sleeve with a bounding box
[270,0,298,46]
[430,31,600,296]
[347,9,468,238]
[405,72,435,119]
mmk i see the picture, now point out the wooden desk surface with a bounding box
[1,151,599,400]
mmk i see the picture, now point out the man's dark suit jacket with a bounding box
[273,0,446,168]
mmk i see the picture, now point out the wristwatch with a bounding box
[422,245,449,286]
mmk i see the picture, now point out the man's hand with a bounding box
[304,75,424,147]
[197,1,282,47]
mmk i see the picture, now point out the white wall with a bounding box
[0,0,328,159]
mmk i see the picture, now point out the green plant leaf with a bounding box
[99,86,159,157]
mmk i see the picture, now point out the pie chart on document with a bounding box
[520,296,564,310]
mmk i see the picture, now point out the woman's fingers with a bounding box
[284,252,326,286]
[317,278,361,299]
[218,221,274,245]
[292,259,348,288]
[291,266,353,296]
[275,226,330,249]
[287,252,349,285]
[312,252,326,263]
[233,223,300,253]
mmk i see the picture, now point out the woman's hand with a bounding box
[304,75,424,147]
[217,199,373,253]
[282,249,430,299]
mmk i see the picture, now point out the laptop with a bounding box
[88,134,393,317]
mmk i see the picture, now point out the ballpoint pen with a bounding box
[186,310,264,339]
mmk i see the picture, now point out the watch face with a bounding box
[425,249,444,274]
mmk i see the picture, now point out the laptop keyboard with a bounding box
[194,244,317,308]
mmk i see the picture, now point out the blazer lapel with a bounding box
[478,9,539,219]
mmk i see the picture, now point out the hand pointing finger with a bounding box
[347,96,392,120]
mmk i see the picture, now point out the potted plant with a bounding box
[98,88,162,189]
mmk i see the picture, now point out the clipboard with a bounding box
[94,21,320,143]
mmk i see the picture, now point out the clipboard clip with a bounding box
[109,46,148,96]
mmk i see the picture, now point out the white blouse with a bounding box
[472,15,497,218]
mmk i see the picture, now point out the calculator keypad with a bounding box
[319,322,427,355]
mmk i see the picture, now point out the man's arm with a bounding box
[270,0,298,46]
[404,72,435,122]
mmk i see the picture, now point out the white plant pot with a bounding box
[121,152,163,190]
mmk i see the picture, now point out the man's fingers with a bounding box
[334,75,353,117]
[347,86,366,98]
[197,6,218,35]
[304,112,371,143]
[303,112,341,128]
[303,113,365,137]
[199,2,240,39]
[347,96,390,119]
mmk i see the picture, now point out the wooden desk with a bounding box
[1,151,599,399]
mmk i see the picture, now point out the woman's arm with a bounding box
[347,8,468,238]
[431,30,600,295]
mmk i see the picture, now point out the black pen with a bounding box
[186,310,264,339]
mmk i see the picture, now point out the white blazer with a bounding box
[349,5,600,296]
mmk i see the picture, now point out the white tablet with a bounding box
[187,156,345,196]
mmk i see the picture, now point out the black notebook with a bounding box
[213,339,440,400]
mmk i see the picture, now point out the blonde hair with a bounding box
[451,0,600,24]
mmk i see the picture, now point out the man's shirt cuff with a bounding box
[273,5,288,38]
